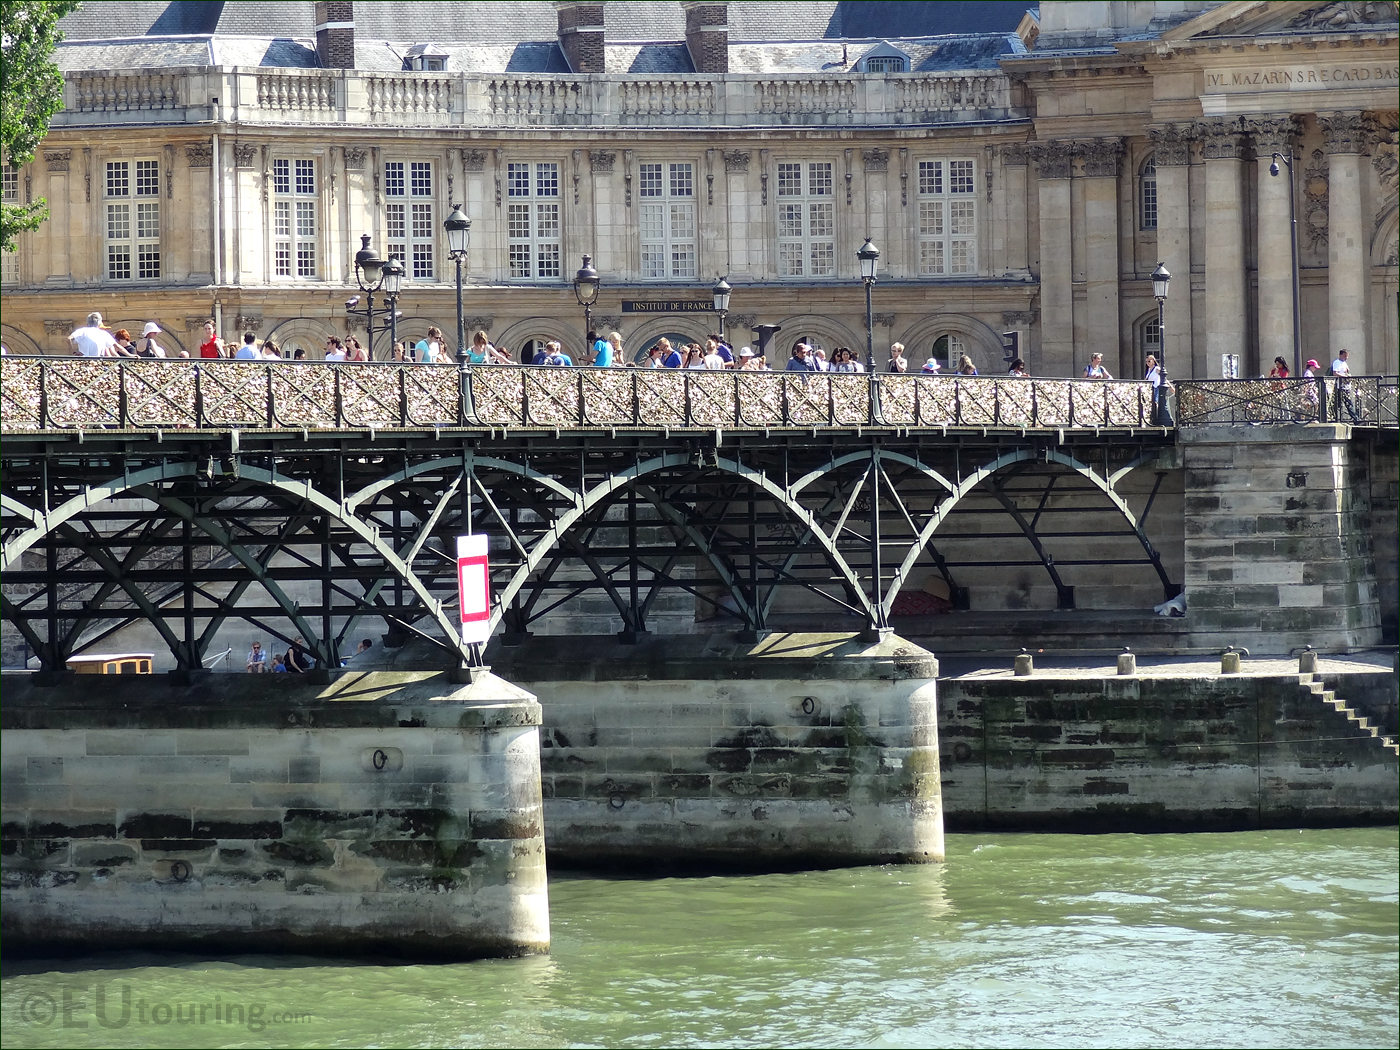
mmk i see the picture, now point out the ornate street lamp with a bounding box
[1151,261,1171,425]
[573,254,601,341]
[1269,151,1303,379]
[353,234,385,359]
[857,237,880,375]
[381,255,405,359]
[443,203,477,423]
[711,276,732,342]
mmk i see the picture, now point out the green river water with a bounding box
[3,828,1396,1049]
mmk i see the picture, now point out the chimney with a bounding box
[682,1,729,74]
[555,1,605,74]
[314,1,355,69]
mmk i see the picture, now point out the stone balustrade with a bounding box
[56,68,1020,130]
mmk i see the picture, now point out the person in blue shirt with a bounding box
[785,344,817,372]
[709,333,734,368]
[657,338,683,369]
[591,330,614,367]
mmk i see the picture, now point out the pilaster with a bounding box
[1147,124,1196,377]
[1030,140,1075,375]
[1248,116,1300,373]
[1080,138,1123,376]
[1197,120,1249,375]
[1320,111,1371,368]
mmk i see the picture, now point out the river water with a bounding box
[3,828,1395,1049]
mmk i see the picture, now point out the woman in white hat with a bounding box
[138,321,166,358]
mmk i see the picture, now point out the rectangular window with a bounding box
[104,159,160,281]
[775,161,835,278]
[271,157,317,278]
[639,162,696,280]
[1,169,16,283]
[916,159,977,276]
[385,160,436,280]
[1139,161,1158,231]
[505,161,560,280]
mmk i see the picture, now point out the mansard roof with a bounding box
[55,0,1030,73]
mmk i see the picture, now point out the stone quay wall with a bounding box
[0,671,548,960]
[938,670,1398,831]
[489,633,944,871]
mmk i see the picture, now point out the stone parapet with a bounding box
[0,671,548,960]
[490,632,943,870]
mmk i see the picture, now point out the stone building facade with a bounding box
[0,0,1395,379]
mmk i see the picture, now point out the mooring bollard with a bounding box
[1220,645,1248,674]
[1014,649,1034,676]
[1117,647,1137,676]
[1298,646,1318,674]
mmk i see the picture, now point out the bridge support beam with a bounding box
[493,631,943,870]
[1181,424,1381,654]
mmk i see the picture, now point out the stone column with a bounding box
[1081,138,1123,376]
[1320,111,1371,369]
[1031,141,1075,376]
[1198,121,1249,376]
[1249,117,1300,374]
[1147,125,1196,377]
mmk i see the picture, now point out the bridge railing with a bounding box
[1175,376,1396,428]
[0,357,1161,432]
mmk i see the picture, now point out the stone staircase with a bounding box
[1301,673,1400,757]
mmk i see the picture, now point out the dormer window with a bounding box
[864,55,905,72]
[859,42,910,73]
[403,43,448,72]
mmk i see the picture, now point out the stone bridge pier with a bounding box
[1181,424,1385,653]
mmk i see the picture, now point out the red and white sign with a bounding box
[456,534,491,644]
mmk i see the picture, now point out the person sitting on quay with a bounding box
[246,641,266,673]
[69,312,118,358]
[340,638,373,667]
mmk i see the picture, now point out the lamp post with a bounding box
[444,203,476,423]
[1269,151,1303,378]
[1151,261,1171,425]
[353,234,385,359]
[711,276,731,342]
[381,255,404,357]
[857,237,880,375]
[573,254,600,345]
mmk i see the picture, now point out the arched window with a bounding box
[1140,317,1161,356]
[932,334,965,368]
[1139,157,1158,231]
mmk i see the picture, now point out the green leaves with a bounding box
[1,0,80,250]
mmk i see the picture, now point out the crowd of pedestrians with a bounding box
[55,309,1363,422]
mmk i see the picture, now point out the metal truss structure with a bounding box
[1,420,1177,676]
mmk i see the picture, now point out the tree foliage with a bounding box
[1,0,80,251]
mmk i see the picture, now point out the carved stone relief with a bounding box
[1147,124,1195,166]
[1303,149,1330,256]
